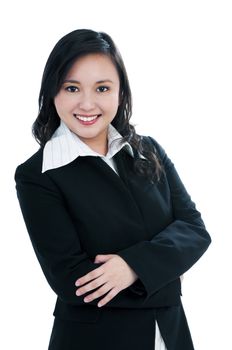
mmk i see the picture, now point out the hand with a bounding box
[75,254,138,307]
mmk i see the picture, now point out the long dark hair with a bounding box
[32,29,164,183]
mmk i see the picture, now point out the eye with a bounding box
[65,86,79,93]
[97,86,109,93]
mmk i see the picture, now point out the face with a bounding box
[54,53,120,154]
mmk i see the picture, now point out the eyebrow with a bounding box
[63,79,114,84]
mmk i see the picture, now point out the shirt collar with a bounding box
[42,120,143,173]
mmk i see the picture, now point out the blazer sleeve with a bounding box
[15,163,107,306]
[117,136,212,301]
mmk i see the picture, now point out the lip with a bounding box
[74,114,101,117]
[74,114,101,126]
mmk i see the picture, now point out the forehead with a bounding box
[65,53,119,82]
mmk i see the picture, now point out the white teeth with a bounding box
[75,115,99,121]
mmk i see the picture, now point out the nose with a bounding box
[78,92,96,111]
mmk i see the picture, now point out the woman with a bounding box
[14,29,211,350]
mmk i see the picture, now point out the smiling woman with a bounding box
[53,53,120,155]
[14,28,211,350]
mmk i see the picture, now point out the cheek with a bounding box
[104,94,120,112]
[54,95,70,116]
[54,95,62,113]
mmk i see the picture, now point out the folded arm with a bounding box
[117,137,211,300]
[15,163,106,306]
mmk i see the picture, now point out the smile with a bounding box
[73,114,101,121]
[73,114,101,125]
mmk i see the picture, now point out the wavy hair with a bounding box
[32,29,164,183]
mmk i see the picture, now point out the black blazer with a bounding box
[14,136,211,344]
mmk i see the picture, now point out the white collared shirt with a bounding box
[42,120,140,173]
[41,120,166,350]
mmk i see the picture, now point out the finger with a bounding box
[97,287,119,307]
[75,267,104,287]
[76,275,106,296]
[94,254,114,263]
[83,283,112,303]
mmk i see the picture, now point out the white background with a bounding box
[1,0,231,349]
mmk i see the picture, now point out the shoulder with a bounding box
[14,147,62,197]
[14,147,47,185]
[15,147,43,174]
[140,135,166,160]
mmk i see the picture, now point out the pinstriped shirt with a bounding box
[42,120,140,173]
[42,120,167,349]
